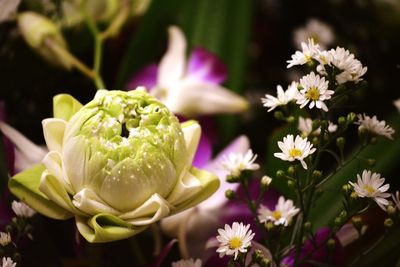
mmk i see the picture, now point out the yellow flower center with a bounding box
[228,237,243,249]
[272,210,282,220]
[363,185,376,194]
[289,148,302,158]
[306,87,320,101]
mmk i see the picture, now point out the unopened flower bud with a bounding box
[312,136,319,146]
[287,180,295,188]
[287,166,295,176]
[367,158,376,167]
[274,111,284,120]
[350,192,358,199]
[225,189,236,200]
[340,210,347,218]
[312,170,322,180]
[336,137,345,151]
[252,249,264,262]
[320,120,329,130]
[287,116,295,124]
[347,112,357,123]
[18,12,72,69]
[327,239,336,250]
[384,218,394,228]
[304,221,312,231]
[276,170,285,179]
[226,175,240,183]
[265,221,274,231]
[261,175,272,189]
[334,216,342,226]
[337,116,346,126]
[386,205,397,216]
[342,184,352,194]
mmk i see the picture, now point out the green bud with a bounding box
[342,184,352,194]
[287,180,296,188]
[384,218,394,228]
[274,111,284,120]
[18,12,72,69]
[319,120,329,130]
[350,192,358,200]
[334,216,342,226]
[287,116,295,124]
[312,170,322,180]
[347,112,357,123]
[225,189,236,200]
[265,221,274,231]
[340,210,347,218]
[367,158,376,167]
[386,205,397,216]
[252,249,264,262]
[287,166,296,176]
[337,116,346,126]
[276,170,285,179]
[304,221,312,231]
[312,136,319,146]
[327,239,336,250]
[336,137,345,151]
[226,175,240,183]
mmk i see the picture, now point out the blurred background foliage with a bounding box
[0,0,400,266]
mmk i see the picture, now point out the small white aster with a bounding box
[216,222,255,260]
[298,116,337,137]
[392,191,400,211]
[293,19,335,50]
[221,149,260,177]
[1,257,16,267]
[258,196,300,226]
[349,170,390,210]
[287,38,321,68]
[356,114,395,140]
[0,232,11,246]
[172,259,202,267]
[319,47,367,84]
[296,72,334,112]
[11,200,36,218]
[261,82,298,112]
[274,134,316,169]
[393,98,400,112]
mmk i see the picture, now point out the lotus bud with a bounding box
[9,89,219,243]
[17,12,72,69]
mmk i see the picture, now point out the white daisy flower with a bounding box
[1,257,16,267]
[298,117,337,137]
[356,114,395,140]
[274,134,316,169]
[392,191,400,211]
[393,98,400,112]
[296,72,334,112]
[319,47,367,84]
[221,149,260,177]
[0,232,11,246]
[293,18,335,50]
[287,39,321,68]
[172,259,202,267]
[349,170,390,210]
[258,196,300,226]
[261,82,298,112]
[11,200,36,218]
[216,222,255,260]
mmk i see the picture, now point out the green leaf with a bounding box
[8,164,72,220]
[309,114,400,230]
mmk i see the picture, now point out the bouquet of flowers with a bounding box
[0,0,399,266]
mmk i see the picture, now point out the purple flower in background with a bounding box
[127,26,248,118]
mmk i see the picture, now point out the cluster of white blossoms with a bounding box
[216,222,255,260]
[349,170,391,210]
[0,257,16,267]
[274,134,316,169]
[287,39,367,85]
[258,196,299,226]
[221,149,260,177]
[172,259,202,267]
[356,114,395,140]
[11,201,35,218]
[298,116,337,137]
[261,82,298,112]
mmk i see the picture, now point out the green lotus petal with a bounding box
[53,94,83,121]
[172,167,219,214]
[75,213,146,243]
[8,164,73,219]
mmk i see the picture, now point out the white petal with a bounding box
[181,120,201,165]
[73,188,120,216]
[166,170,201,206]
[42,118,66,153]
[42,151,73,194]
[157,26,186,88]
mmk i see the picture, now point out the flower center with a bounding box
[363,185,376,195]
[306,87,320,101]
[228,237,243,249]
[272,210,282,220]
[289,148,302,158]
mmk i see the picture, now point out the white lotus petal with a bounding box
[42,118,66,153]
[73,188,120,216]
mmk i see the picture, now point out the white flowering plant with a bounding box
[0,1,400,267]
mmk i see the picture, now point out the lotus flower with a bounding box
[9,89,219,243]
